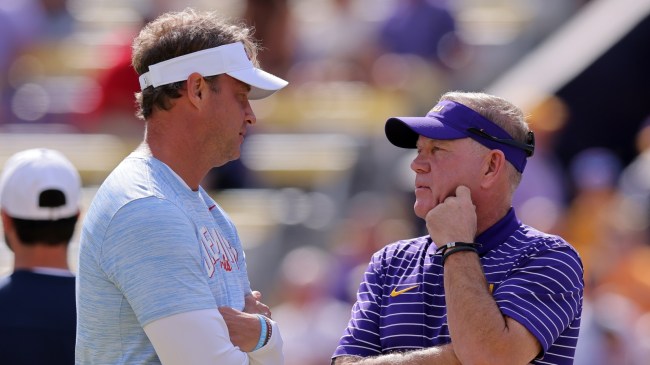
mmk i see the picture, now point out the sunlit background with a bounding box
[1,0,650,364]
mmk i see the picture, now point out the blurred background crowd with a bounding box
[1,0,650,364]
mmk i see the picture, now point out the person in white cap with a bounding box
[0,148,81,365]
[76,8,288,365]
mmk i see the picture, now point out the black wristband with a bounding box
[435,242,481,256]
[441,246,479,266]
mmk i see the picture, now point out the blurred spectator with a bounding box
[575,293,641,365]
[77,29,142,137]
[0,0,46,123]
[289,0,388,83]
[271,246,351,365]
[574,121,650,363]
[562,117,650,364]
[375,0,460,70]
[0,0,42,75]
[0,148,81,364]
[0,0,74,73]
[562,147,623,289]
[0,0,76,125]
[619,116,650,234]
[242,0,296,78]
[513,96,570,234]
[574,191,650,365]
[328,190,416,303]
[369,0,466,117]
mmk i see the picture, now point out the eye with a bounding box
[237,92,249,104]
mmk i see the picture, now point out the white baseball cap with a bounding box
[0,148,81,220]
[138,42,288,100]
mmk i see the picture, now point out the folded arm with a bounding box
[144,307,283,365]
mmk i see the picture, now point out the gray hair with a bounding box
[439,91,531,190]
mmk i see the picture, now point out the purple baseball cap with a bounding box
[385,100,534,172]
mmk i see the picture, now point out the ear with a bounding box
[1,210,16,251]
[186,72,207,109]
[1,210,13,233]
[480,150,507,188]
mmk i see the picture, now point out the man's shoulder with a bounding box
[90,154,184,216]
[508,225,584,273]
[0,272,75,310]
[517,225,578,254]
[100,153,155,193]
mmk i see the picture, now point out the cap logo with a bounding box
[430,104,445,113]
[141,74,150,88]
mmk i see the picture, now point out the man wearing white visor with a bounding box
[76,8,288,365]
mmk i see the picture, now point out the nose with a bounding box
[410,153,429,173]
[245,102,256,125]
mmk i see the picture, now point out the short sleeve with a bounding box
[494,244,584,352]
[100,197,217,326]
[333,254,384,358]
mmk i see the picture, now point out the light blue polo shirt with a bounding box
[76,150,251,364]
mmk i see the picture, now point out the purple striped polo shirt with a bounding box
[333,208,584,364]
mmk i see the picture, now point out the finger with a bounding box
[251,290,262,300]
[218,306,234,316]
[455,185,472,201]
[259,304,271,315]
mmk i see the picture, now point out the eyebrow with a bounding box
[233,78,251,92]
[416,138,454,149]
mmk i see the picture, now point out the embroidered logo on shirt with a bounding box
[390,285,419,297]
[199,226,239,277]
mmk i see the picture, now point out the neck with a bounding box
[474,188,512,236]
[143,119,211,191]
[13,243,70,271]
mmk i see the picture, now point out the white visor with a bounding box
[138,42,288,100]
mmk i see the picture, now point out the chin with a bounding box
[413,202,432,220]
[226,149,241,162]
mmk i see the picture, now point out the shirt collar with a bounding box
[474,207,521,255]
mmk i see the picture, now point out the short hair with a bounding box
[132,8,260,120]
[11,216,78,246]
[439,91,530,188]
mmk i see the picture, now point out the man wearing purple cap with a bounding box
[76,8,288,365]
[333,91,583,364]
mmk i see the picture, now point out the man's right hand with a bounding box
[425,185,477,246]
[244,290,272,318]
[218,306,262,352]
